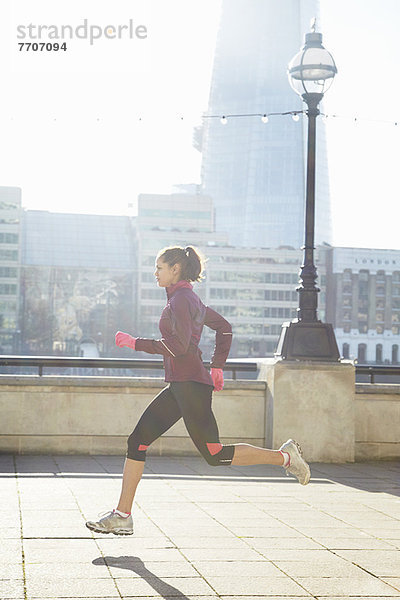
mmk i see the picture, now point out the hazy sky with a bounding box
[0,0,399,250]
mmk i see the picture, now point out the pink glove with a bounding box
[211,367,224,391]
[115,331,137,350]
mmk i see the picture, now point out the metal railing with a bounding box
[0,355,258,380]
[0,356,399,383]
[355,364,400,384]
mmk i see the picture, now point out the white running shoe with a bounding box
[279,439,311,485]
[86,510,133,535]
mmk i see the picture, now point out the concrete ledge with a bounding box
[0,374,267,389]
[0,434,266,456]
[355,383,400,460]
[0,377,267,455]
[356,442,400,461]
[356,383,400,395]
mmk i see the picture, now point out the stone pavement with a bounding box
[1,454,400,600]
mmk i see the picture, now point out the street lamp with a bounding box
[275,21,340,361]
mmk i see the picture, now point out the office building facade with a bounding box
[8,194,399,366]
[20,211,136,356]
[135,193,229,344]
[200,0,332,249]
[0,187,22,353]
[327,247,400,364]
[135,193,327,359]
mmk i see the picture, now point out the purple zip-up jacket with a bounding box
[135,281,233,386]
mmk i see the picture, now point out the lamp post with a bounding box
[275,21,340,361]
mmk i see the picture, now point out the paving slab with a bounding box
[116,576,215,597]
[93,536,175,549]
[26,578,119,598]
[25,561,111,580]
[244,536,324,550]
[101,548,190,563]
[204,575,312,596]
[274,559,373,578]
[219,597,312,600]
[0,580,25,599]
[314,537,396,550]
[313,597,400,600]
[296,576,400,597]
[253,548,347,561]
[166,535,248,549]
[178,547,263,562]
[104,559,201,579]
[0,564,24,579]
[191,560,284,577]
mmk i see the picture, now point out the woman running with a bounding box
[86,246,310,536]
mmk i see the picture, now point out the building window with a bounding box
[0,250,18,261]
[376,285,385,296]
[210,288,237,300]
[234,324,263,336]
[264,324,282,335]
[0,267,18,278]
[266,341,277,353]
[141,288,163,299]
[343,270,352,281]
[0,284,17,295]
[264,307,292,318]
[376,270,386,283]
[392,345,399,364]
[358,343,367,363]
[376,325,384,334]
[142,255,156,266]
[342,343,350,359]
[264,289,298,301]
[376,344,383,364]
[141,272,155,283]
[358,270,369,301]
[393,326,400,335]
[0,233,18,244]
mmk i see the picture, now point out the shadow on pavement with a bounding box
[92,556,191,600]
[310,461,400,498]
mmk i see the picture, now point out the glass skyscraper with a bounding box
[200,0,332,249]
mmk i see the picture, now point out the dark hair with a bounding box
[157,245,206,282]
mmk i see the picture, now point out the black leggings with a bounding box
[127,381,235,466]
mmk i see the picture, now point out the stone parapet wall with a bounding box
[355,383,400,460]
[0,376,266,455]
[1,373,399,461]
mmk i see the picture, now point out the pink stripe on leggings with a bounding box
[206,442,223,456]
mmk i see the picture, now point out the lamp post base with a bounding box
[275,320,340,361]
